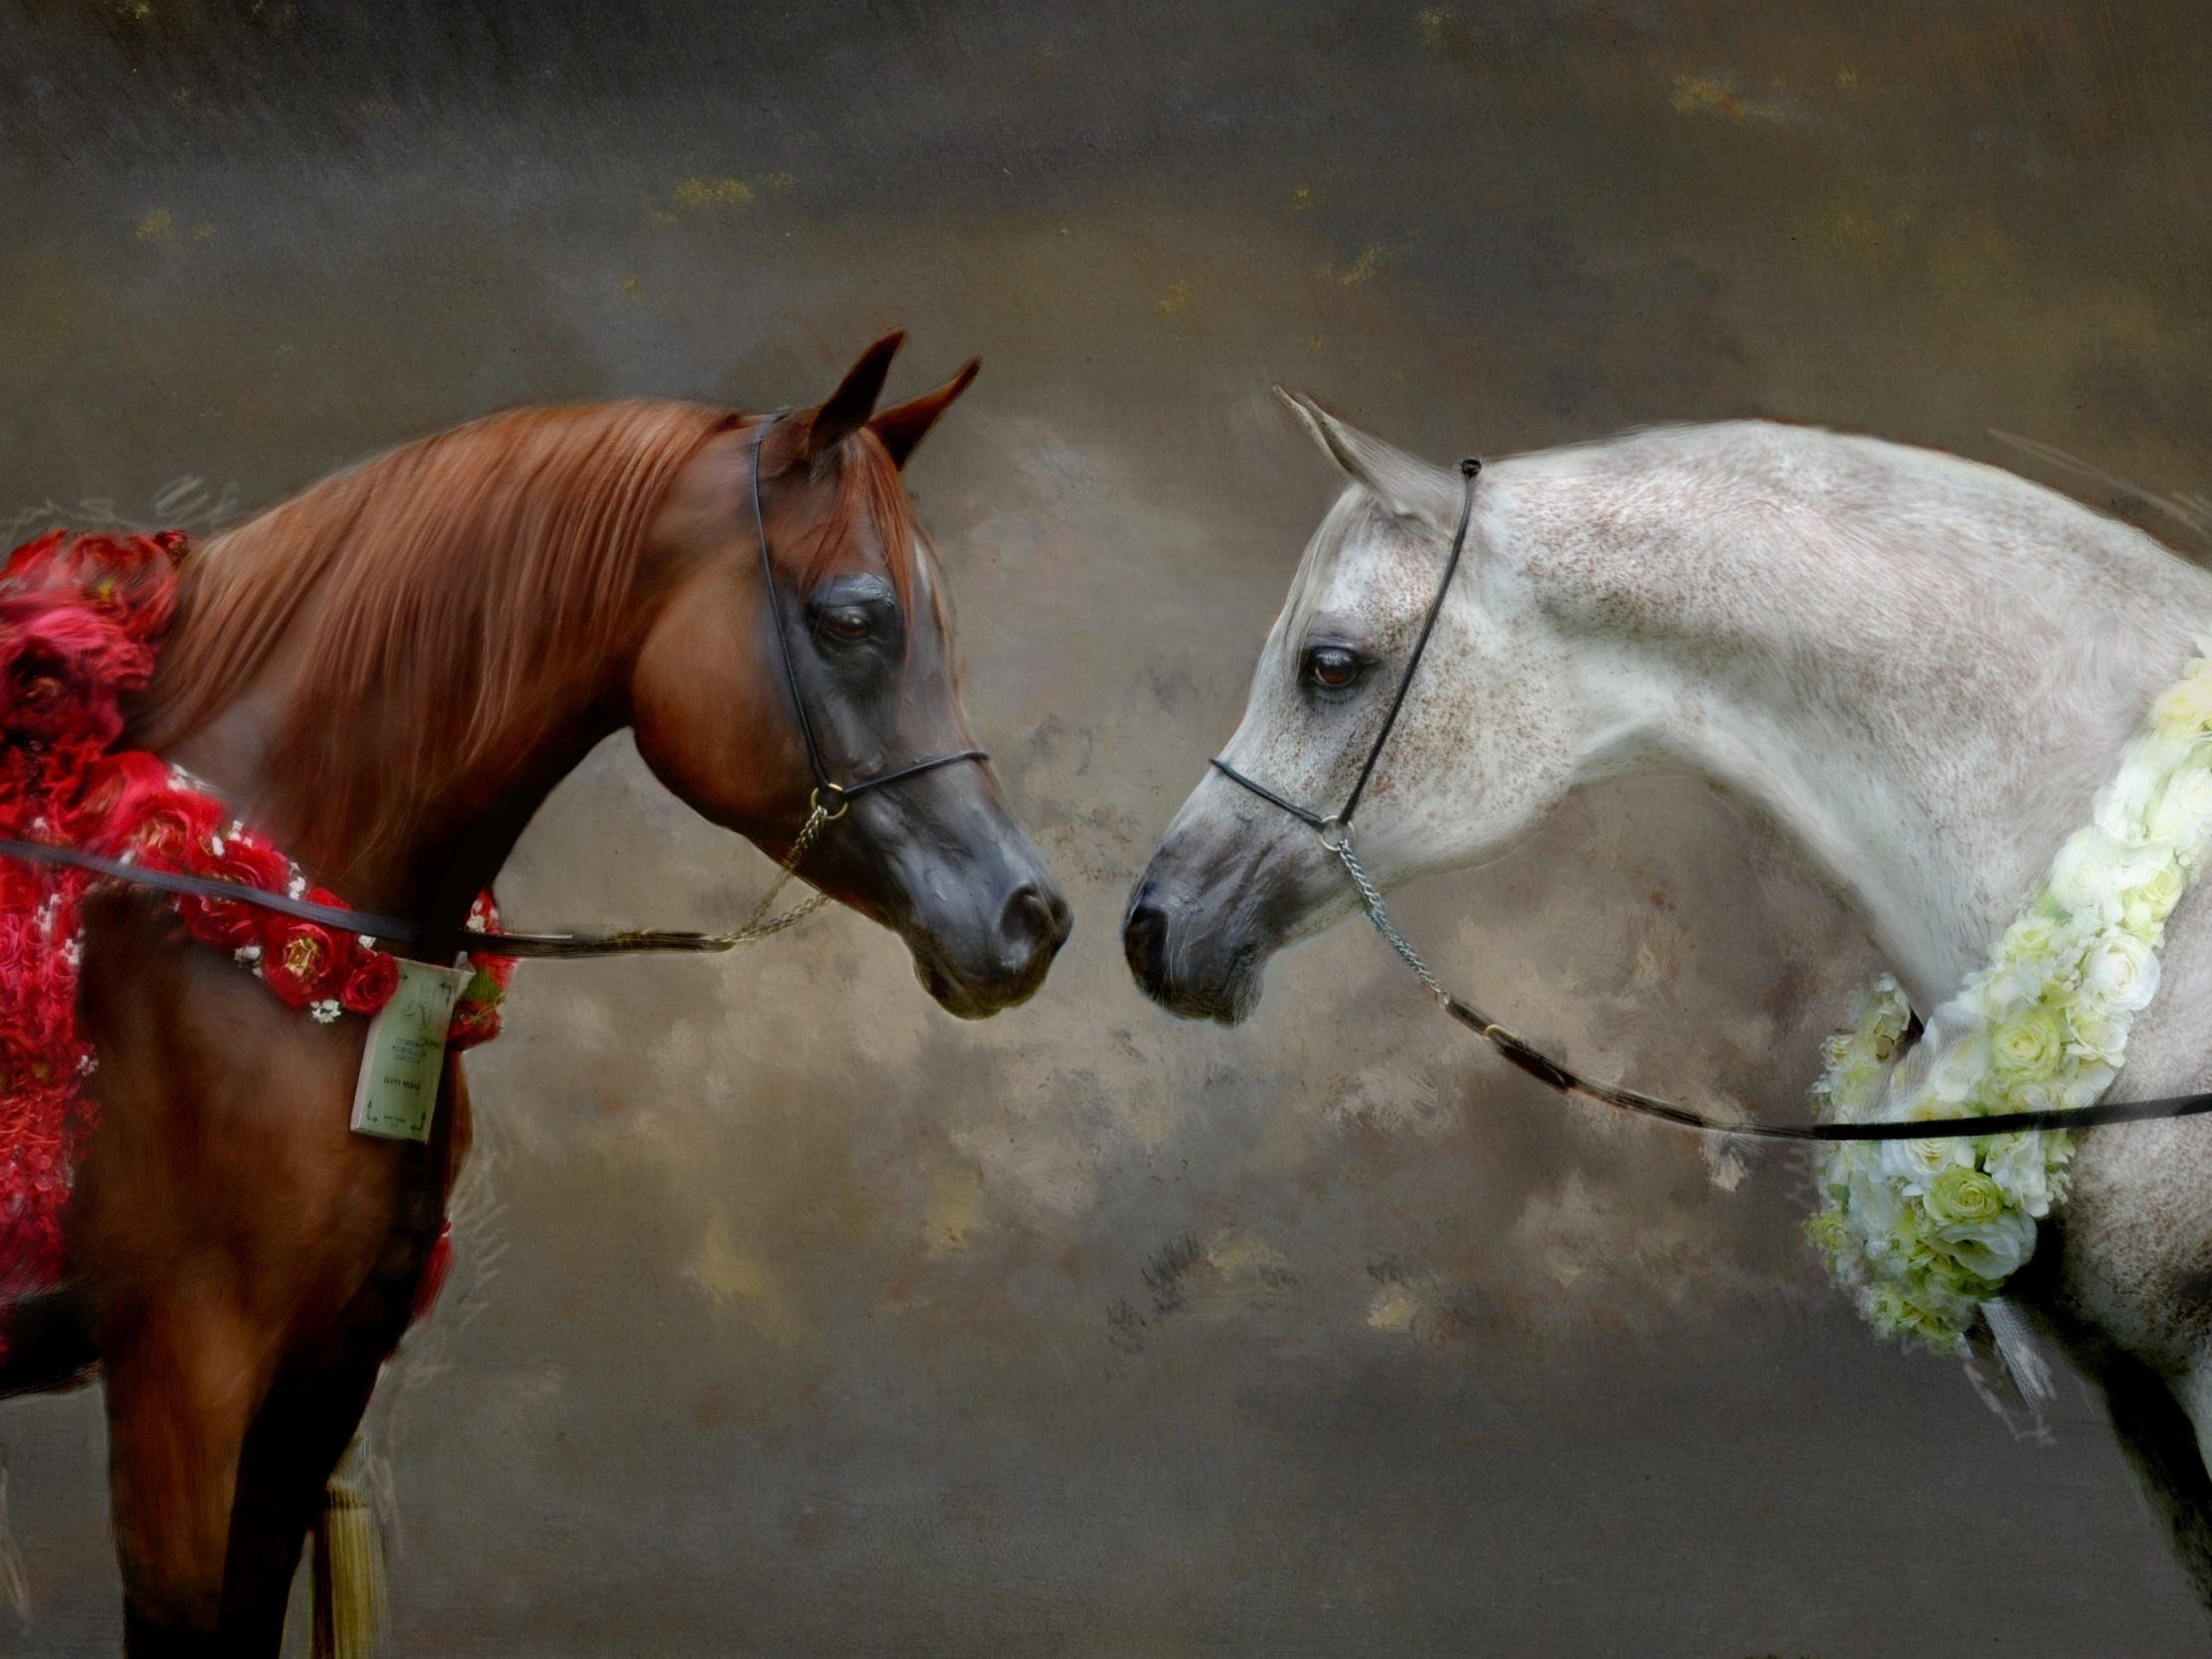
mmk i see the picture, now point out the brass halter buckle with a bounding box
[810,783,851,823]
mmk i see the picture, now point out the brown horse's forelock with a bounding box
[783,431,958,684]
[797,430,931,614]
[131,400,731,855]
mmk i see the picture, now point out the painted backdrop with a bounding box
[4,3,2211,1653]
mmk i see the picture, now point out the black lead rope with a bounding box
[0,409,993,962]
[0,838,418,943]
[1205,457,2212,1142]
[0,833,817,960]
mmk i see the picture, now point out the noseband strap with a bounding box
[747,411,989,813]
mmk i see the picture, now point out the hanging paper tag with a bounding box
[349,960,470,1142]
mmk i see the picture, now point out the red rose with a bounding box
[73,754,219,866]
[462,888,516,998]
[0,531,182,645]
[338,947,399,1015]
[121,789,223,871]
[0,604,147,749]
[64,533,181,644]
[447,887,516,1051]
[0,531,69,594]
[257,889,353,1009]
[446,964,505,1051]
[0,1027,58,1096]
[72,750,170,835]
[0,913,37,976]
[176,830,293,951]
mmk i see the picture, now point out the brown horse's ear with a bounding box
[868,358,981,469]
[798,329,906,461]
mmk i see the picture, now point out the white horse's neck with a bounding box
[1497,424,2212,1011]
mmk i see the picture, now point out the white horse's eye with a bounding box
[1303,645,1363,690]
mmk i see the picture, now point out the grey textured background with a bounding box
[3,2,2212,1653]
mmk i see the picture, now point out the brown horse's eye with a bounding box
[822,610,871,643]
[1304,645,1362,690]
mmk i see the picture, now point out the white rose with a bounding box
[1999,913,2062,967]
[2065,1004,2129,1065]
[1976,963,2042,1022]
[2011,1062,2114,1114]
[1844,1160,1903,1238]
[2080,931,2161,1014]
[2122,857,2188,939]
[1816,1053,1882,1119]
[2049,830,2131,922]
[1811,1143,1853,1196]
[1879,1127,1973,1193]
[2146,766,2212,842]
[2152,672,2212,739]
[1981,1132,2057,1216]
[1988,1007,2069,1084]
[1928,1203,2039,1284]
[1922,1037,1984,1109]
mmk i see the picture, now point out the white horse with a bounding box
[1124,392,2212,1614]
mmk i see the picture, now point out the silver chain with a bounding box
[1331,834,1450,1005]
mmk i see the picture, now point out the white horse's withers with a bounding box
[1123,392,2212,1608]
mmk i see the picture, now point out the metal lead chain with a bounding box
[724,801,834,943]
[1331,832,1450,1005]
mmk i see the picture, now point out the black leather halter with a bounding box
[0,409,990,962]
[744,411,986,821]
[1201,454,2212,1142]
[1211,457,1482,845]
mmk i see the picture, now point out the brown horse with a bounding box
[0,332,1069,1654]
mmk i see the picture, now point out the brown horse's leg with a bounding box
[102,1286,267,1651]
[221,1090,459,1651]
[216,1353,386,1654]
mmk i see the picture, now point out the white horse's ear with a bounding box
[1272,386,1460,532]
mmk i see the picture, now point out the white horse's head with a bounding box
[1126,391,1596,1023]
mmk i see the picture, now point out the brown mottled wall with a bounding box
[4,3,2210,1652]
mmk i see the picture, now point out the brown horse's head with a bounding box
[632,334,1069,1016]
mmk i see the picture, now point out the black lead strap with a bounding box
[0,838,418,943]
[1204,455,2212,1142]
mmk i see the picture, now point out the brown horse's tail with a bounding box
[311,1437,387,1659]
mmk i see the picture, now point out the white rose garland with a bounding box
[1808,648,2212,1349]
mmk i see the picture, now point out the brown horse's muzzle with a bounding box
[819,767,1070,1018]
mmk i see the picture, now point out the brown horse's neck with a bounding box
[161,609,643,932]
[130,400,730,931]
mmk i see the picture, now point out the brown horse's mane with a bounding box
[132,399,733,855]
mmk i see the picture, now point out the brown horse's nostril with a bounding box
[1002,882,1072,961]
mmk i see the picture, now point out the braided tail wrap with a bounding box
[311,1436,387,1659]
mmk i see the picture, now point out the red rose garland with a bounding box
[0,531,514,1298]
